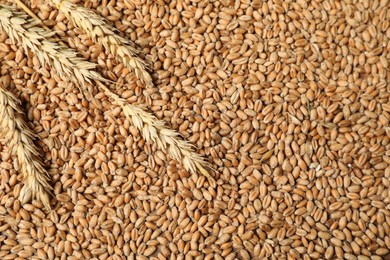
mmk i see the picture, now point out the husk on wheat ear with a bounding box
[0,4,212,178]
[0,85,52,210]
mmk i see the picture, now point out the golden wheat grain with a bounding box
[0,85,52,210]
[0,5,211,177]
[51,0,153,87]
[0,0,389,259]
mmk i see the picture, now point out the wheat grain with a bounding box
[1,0,388,258]
[50,0,153,87]
[0,85,51,210]
[0,4,211,177]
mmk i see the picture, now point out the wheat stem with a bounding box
[51,0,153,87]
[0,85,52,210]
[0,5,211,177]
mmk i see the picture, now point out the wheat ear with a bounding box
[0,5,211,177]
[0,85,52,210]
[96,81,211,177]
[51,0,153,87]
[0,5,107,86]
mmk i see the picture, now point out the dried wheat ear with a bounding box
[0,85,52,210]
[51,0,153,87]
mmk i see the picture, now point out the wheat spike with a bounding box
[0,85,52,210]
[51,0,153,87]
[0,5,211,177]
[0,5,106,86]
[96,81,211,177]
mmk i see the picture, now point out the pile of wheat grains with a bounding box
[0,0,389,259]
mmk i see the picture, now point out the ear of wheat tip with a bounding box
[0,85,52,210]
[0,5,211,177]
[51,0,153,87]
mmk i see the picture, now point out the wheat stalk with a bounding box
[0,85,52,210]
[0,5,211,177]
[50,0,153,87]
